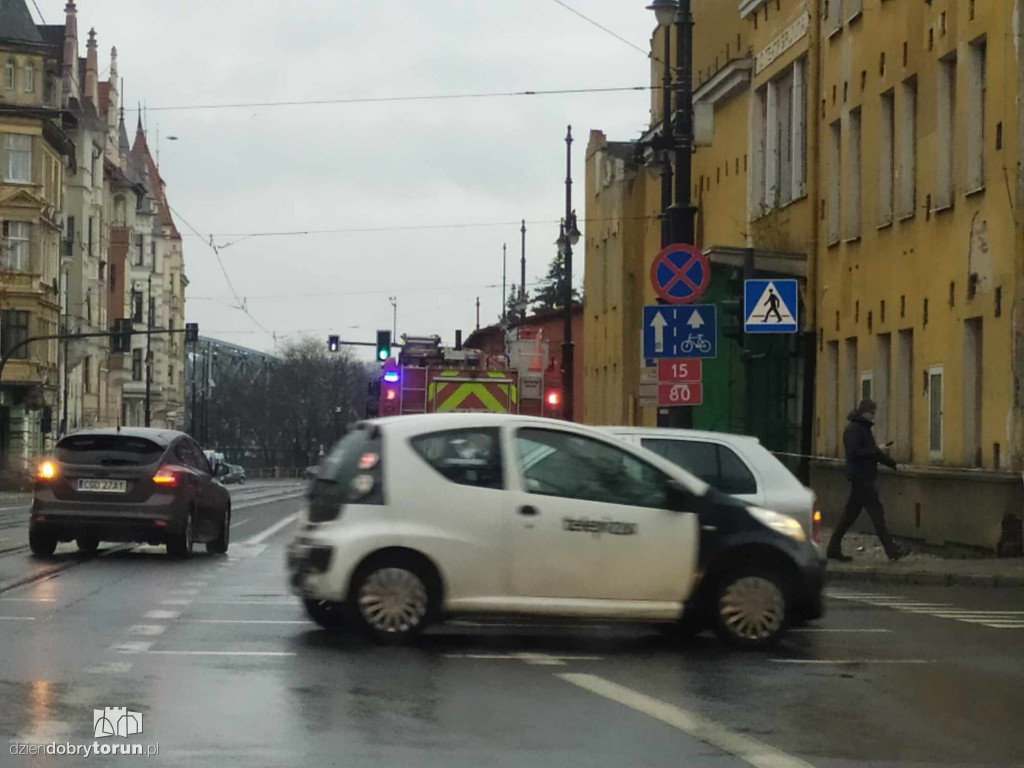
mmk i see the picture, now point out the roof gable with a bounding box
[0,0,42,45]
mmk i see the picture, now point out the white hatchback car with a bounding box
[603,428,821,547]
[287,414,824,649]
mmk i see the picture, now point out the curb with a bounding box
[826,568,1024,588]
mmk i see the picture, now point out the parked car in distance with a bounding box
[303,465,319,480]
[217,464,246,485]
[602,427,820,546]
[31,428,232,559]
[287,414,824,649]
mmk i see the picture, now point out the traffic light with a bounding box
[365,380,380,418]
[375,330,392,362]
[543,364,563,419]
[184,322,199,343]
[328,335,340,353]
[110,319,132,353]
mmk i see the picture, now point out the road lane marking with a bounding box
[177,619,310,625]
[85,662,134,675]
[180,581,207,587]
[827,589,1024,631]
[0,597,55,602]
[231,518,255,529]
[113,641,154,654]
[144,651,297,657]
[791,628,891,633]
[160,599,193,606]
[443,653,604,664]
[0,616,35,620]
[145,610,181,620]
[168,589,200,596]
[770,659,935,665]
[192,599,295,605]
[128,625,167,636]
[448,620,615,629]
[558,673,819,768]
[246,512,300,545]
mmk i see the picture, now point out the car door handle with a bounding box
[519,505,539,517]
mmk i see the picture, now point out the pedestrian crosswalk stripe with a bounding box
[828,589,1024,630]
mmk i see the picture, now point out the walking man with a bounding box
[763,288,783,323]
[827,399,906,563]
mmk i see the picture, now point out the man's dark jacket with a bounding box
[844,412,896,481]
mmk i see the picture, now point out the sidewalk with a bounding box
[823,528,1024,587]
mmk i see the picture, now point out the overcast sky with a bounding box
[34,0,657,359]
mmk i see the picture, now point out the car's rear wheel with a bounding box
[351,560,432,644]
[29,528,57,558]
[167,511,194,559]
[303,598,347,630]
[76,536,100,553]
[206,507,230,555]
[712,567,789,650]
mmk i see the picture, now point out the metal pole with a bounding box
[660,22,674,247]
[520,219,527,313]
[190,342,197,436]
[144,273,152,427]
[61,268,69,436]
[476,297,480,331]
[389,296,397,339]
[501,243,507,325]
[562,125,575,423]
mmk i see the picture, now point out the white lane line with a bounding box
[85,662,133,675]
[177,619,310,625]
[145,610,181,620]
[168,589,200,596]
[230,518,255,529]
[791,628,891,633]
[0,597,55,602]
[160,599,193,606]
[145,651,297,657]
[192,599,295,605]
[0,505,29,511]
[770,659,935,665]
[246,512,300,545]
[448,620,615,629]
[0,616,35,621]
[558,673,819,768]
[180,581,207,587]
[128,625,166,636]
[113,641,154,654]
[443,653,604,663]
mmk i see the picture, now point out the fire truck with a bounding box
[369,332,563,419]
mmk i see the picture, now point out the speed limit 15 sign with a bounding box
[658,382,704,407]
[657,358,702,382]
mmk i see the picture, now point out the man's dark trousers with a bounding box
[829,479,900,559]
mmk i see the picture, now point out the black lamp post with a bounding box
[557,128,582,422]
[648,0,697,429]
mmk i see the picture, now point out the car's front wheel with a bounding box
[206,507,230,555]
[712,567,789,649]
[351,560,432,644]
[29,528,57,558]
[76,536,100,553]
[167,511,194,559]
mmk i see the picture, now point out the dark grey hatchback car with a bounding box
[30,428,232,559]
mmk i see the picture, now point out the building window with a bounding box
[879,90,895,225]
[23,62,34,93]
[83,356,91,395]
[132,291,143,323]
[132,348,143,382]
[846,108,862,239]
[963,319,983,466]
[876,334,892,445]
[829,0,843,34]
[1,221,31,271]
[825,341,839,455]
[844,337,858,414]
[847,0,863,22]
[966,38,986,191]
[134,235,144,266]
[935,55,957,209]
[928,366,944,457]
[897,78,917,218]
[3,60,14,90]
[860,372,873,402]
[895,329,913,460]
[828,120,842,244]
[754,59,806,213]
[0,310,30,359]
[3,133,32,183]
[88,217,94,257]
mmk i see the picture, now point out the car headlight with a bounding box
[748,507,806,542]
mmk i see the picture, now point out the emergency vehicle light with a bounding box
[385,388,398,401]
[383,371,400,383]
[546,391,561,406]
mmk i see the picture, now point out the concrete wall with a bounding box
[812,460,1022,550]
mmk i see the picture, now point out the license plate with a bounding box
[77,479,127,493]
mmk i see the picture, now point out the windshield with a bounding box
[54,435,165,467]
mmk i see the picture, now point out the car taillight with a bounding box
[153,466,182,487]
[812,509,822,545]
[37,461,57,481]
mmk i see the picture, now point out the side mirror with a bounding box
[665,479,693,512]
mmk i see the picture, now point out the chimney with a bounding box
[85,28,99,106]
[455,330,463,351]
[61,1,78,105]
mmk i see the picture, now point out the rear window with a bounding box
[54,435,165,467]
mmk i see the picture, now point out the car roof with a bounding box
[58,427,188,448]
[599,426,761,446]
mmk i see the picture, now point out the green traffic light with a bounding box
[378,349,388,361]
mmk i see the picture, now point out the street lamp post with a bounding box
[648,0,697,429]
[558,125,582,422]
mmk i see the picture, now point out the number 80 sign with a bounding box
[658,382,704,407]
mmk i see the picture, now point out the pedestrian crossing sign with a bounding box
[743,279,799,334]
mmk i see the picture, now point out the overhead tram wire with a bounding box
[167,204,274,340]
[547,0,655,60]
[127,85,658,113]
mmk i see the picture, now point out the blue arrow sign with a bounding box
[744,279,799,334]
[643,304,717,360]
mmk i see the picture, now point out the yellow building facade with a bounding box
[585,0,1024,548]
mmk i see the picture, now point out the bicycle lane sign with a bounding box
[643,304,717,360]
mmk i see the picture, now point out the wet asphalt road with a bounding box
[1,487,1022,768]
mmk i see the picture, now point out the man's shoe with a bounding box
[827,552,853,563]
[888,547,908,563]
